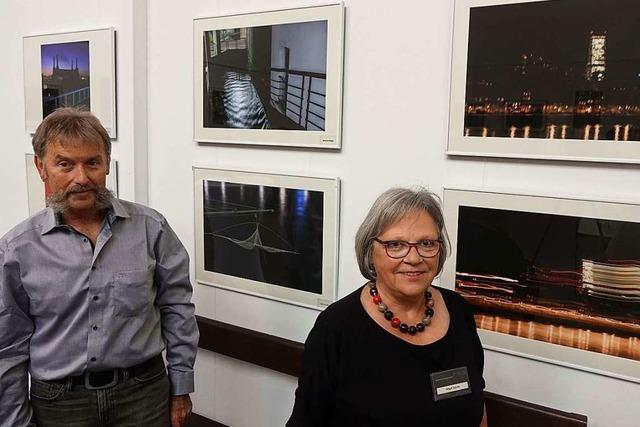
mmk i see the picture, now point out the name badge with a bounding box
[430,366,472,401]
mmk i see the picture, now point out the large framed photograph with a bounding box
[442,188,640,382]
[193,4,344,148]
[24,28,117,138]
[448,0,640,163]
[194,167,340,309]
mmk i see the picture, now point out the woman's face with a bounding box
[372,210,440,299]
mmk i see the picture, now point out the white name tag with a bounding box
[436,381,469,395]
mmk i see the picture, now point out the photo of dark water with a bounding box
[202,180,324,294]
[202,21,328,131]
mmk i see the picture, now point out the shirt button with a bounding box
[92,296,99,301]
[91,266,96,271]
[90,357,96,362]
[92,325,98,331]
[83,238,88,243]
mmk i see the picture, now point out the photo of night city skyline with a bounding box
[40,41,90,117]
[465,0,640,142]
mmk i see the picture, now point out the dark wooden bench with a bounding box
[189,316,587,427]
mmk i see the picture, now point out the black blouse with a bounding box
[287,285,485,426]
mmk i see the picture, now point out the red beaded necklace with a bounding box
[368,281,434,335]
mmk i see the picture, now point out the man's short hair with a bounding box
[32,108,111,160]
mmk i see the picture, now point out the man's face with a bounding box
[35,138,110,215]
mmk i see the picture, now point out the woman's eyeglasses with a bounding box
[373,237,442,259]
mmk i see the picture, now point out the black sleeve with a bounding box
[287,313,339,426]
[459,295,486,390]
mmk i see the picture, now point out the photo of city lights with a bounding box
[448,0,640,163]
[41,41,91,117]
[443,189,640,381]
[194,168,340,309]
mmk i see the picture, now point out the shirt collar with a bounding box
[40,198,130,235]
[107,198,131,224]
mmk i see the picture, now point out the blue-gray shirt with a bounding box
[0,198,199,426]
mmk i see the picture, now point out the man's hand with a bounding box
[170,394,193,427]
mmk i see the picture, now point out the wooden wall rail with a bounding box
[193,315,587,427]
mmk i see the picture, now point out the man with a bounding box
[0,108,199,426]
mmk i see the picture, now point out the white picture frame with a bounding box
[24,28,117,138]
[193,4,344,149]
[448,0,640,164]
[194,167,340,309]
[442,187,640,383]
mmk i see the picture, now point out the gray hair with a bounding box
[354,187,450,281]
[32,108,111,160]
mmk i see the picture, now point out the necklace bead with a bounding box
[368,282,434,335]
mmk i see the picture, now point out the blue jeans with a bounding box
[30,361,170,427]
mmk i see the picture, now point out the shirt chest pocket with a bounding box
[112,269,154,317]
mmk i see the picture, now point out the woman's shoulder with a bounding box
[435,286,477,329]
[316,285,365,325]
[437,285,468,307]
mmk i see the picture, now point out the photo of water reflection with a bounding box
[202,21,328,131]
[465,0,640,142]
[455,205,640,362]
[202,180,324,294]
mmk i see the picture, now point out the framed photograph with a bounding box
[193,4,344,148]
[24,28,117,138]
[25,153,119,216]
[194,167,340,309]
[442,188,640,382]
[448,0,640,163]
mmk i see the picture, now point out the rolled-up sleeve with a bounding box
[0,242,34,427]
[153,219,199,396]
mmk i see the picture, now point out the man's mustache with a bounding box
[64,184,98,195]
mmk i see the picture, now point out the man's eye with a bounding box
[58,162,70,168]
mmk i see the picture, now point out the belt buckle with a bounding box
[84,369,119,390]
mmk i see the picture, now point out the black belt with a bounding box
[65,354,164,390]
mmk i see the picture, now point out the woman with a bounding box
[288,187,487,426]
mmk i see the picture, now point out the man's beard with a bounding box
[47,184,114,214]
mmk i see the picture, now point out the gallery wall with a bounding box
[0,0,147,237]
[0,1,639,426]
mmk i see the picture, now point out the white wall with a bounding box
[1,0,639,426]
[0,0,145,238]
